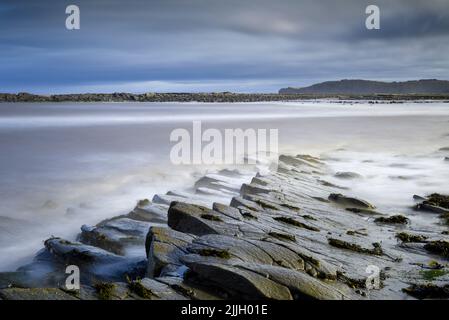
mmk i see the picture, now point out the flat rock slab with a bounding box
[183,260,293,300]
[131,278,188,300]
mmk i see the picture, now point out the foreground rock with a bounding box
[6,154,449,300]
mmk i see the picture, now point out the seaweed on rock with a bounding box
[395,232,428,243]
[197,249,231,259]
[94,282,116,300]
[402,283,449,299]
[423,194,449,209]
[272,216,319,232]
[374,215,409,224]
[424,240,449,258]
[268,232,296,242]
[128,279,157,299]
[328,238,383,255]
[200,214,223,222]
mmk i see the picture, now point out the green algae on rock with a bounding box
[128,279,157,299]
[374,215,409,224]
[328,238,383,256]
[268,232,296,242]
[273,216,319,232]
[197,249,231,259]
[200,214,223,222]
[137,199,151,207]
[424,194,449,209]
[395,232,428,243]
[424,240,449,258]
[94,282,116,300]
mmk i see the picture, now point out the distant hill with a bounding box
[279,79,449,94]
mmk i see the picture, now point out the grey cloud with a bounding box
[0,0,448,93]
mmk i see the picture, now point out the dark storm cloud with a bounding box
[0,0,448,93]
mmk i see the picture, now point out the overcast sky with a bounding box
[1,0,448,93]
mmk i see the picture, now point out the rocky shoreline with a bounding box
[0,154,448,300]
[2,92,449,103]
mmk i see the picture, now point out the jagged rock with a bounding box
[127,203,168,222]
[44,238,146,283]
[296,154,323,165]
[89,282,135,300]
[98,218,154,237]
[183,260,293,300]
[168,202,262,238]
[239,264,353,300]
[156,276,222,300]
[318,179,348,190]
[251,240,306,270]
[145,226,195,277]
[417,203,449,214]
[129,278,188,300]
[424,240,449,258]
[279,155,319,170]
[267,231,296,242]
[168,202,223,236]
[79,217,161,255]
[374,215,409,224]
[240,183,272,196]
[187,235,272,264]
[328,238,383,256]
[250,177,269,186]
[230,196,263,212]
[194,175,240,193]
[416,194,449,214]
[259,239,338,280]
[328,193,375,209]
[403,283,449,299]
[395,232,428,243]
[413,194,427,201]
[79,225,135,255]
[345,208,381,215]
[272,216,319,232]
[11,153,449,300]
[212,203,243,221]
[45,238,124,265]
[334,172,362,179]
[153,193,210,207]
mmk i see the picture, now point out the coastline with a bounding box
[1,153,448,300]
[2,92,449,103]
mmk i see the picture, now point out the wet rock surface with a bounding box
[6,155,449,300]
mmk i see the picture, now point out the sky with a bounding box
[0,0,449,93]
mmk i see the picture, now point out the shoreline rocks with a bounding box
[2,154,449,300]
[2,92,449,103]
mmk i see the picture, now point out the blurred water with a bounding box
[0,101,448,270]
